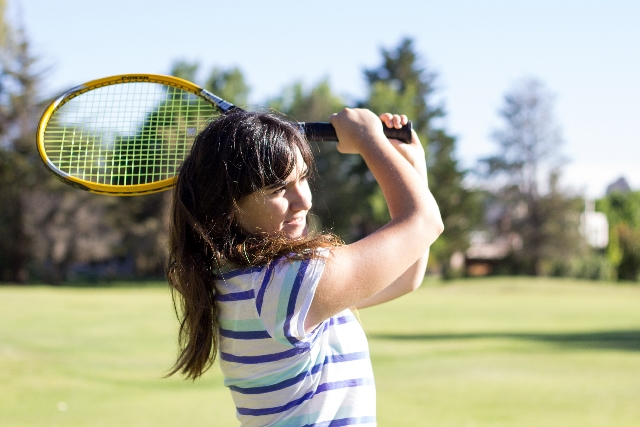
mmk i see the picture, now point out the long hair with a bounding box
[166,110,341,379]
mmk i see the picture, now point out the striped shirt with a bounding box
[215,251,376,427]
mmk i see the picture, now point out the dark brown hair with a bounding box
[166,110,341,379]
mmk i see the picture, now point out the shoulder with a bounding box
[217,249,329,278]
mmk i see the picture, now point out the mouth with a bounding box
[284,216,305,226]
[283,215,308,237]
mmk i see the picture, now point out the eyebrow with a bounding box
[264,181,286,190]
[263,167,309,190]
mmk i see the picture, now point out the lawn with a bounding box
[1,278,639,426]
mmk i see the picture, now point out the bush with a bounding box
[547,253,613,281]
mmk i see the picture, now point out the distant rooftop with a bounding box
[606,177,631,195]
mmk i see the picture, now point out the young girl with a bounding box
[167,108,443,426]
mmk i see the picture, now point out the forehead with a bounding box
[264,149,307,187]
[292,148,307,171]
[258,150,309,191]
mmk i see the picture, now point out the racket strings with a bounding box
[43,82,218,186]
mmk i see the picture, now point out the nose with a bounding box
[289,180,312,211]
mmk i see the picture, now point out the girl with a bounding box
[167,108,443,426]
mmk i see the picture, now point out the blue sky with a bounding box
[13,0,640,198]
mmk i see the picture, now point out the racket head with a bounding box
[37,74,233,195]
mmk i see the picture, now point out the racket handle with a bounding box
[300,121,413,143]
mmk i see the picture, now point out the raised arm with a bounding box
[355,113,431,309]
[304,108,443,330]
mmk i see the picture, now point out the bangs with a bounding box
[224,112,315,199]
[252,129,299,189]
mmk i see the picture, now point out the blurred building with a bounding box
[461,200,608,276]
[580,200,609,249]
[461,231,523,276]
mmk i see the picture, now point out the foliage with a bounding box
[362,38,482,275]
[0,13,113,283]
[0,25,483,282]
[479,79,586,275]
[96,60,256,282]
[547,252,613,281]
[268,80,372,238]
[205,67,249,107]
[170,60,250,107]
[597,190,640,281]
[1,13,179,283]
[0,10,47,282]
[481,79,564,195]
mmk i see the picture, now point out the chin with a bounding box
[283,223,308,239]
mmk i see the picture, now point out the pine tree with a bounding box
[363,38,481,276]
[267,80,368,238]
[0,10,46,282]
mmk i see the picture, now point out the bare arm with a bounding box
[355,113,431,309]
[304,108,443,330]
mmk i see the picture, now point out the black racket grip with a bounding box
[300,121,413,143]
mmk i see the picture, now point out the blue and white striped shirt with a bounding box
[216,252,376,427]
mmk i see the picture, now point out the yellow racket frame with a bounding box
[36,74,220,196]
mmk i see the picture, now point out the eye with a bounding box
[269,184,287,195]
[299,171,310,183]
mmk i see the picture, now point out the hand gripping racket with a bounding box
[37,74,412,196]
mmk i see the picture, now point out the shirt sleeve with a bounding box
[253,249,328,347]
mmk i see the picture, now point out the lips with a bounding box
[284,216,305,225]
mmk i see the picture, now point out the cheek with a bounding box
[304,184,312,204]
[234,195,289,234]
[298,181,312,206]
[234,195,266,230]
[303,183,313,210]
[274,199,291,216]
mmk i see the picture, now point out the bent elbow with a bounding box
[420,194,444,243]
[423,216,444,247]
[410,277,424,292]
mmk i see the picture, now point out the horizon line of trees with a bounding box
[1,9,638,284]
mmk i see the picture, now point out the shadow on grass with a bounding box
[369,330,640,351]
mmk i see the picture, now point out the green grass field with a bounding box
[1,278,639,426]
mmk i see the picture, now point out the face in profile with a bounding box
[234,149,312,239]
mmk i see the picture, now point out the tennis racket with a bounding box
[37,74,412,196]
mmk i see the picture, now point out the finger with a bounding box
[379,113,393,128]
[392,114,402,129]
[391,114,408,129]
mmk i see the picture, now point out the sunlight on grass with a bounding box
[360,278,640,426]
[1,278,639,426]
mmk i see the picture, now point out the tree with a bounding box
[479,78,585,275]
[0,7,47,282]
[0,12,126,283]
[597,190,640,281]
[103,61,252,279]
[205,67,249,107]
[268,80,360,237]
[170,60,250,107]
[99,60,252,281]
[362,38,482,276]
